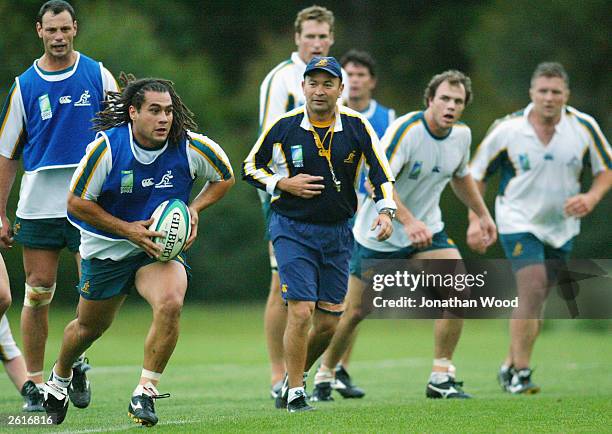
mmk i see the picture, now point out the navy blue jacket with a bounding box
[243,105,395,223]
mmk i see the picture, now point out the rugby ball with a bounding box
[148,199,192,262]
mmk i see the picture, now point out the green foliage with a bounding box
[466,0,611,131]
[1,1,609,302]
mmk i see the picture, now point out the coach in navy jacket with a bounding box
[243,56,396,412]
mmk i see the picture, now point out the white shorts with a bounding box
[0,315,21,361]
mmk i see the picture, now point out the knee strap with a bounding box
[24,283,56,308]
[316,301,344,316]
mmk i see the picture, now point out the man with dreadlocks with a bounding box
[41,75,234,426]
[0,0,117,412]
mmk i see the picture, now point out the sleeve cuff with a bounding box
[469,167,484,181]
[454,169,470,178]
[266,174,286,195]
[375,198,397,213]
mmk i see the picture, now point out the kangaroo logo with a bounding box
[80,280,91,294]
[344,151,356,164]
[74,90,92,107]
[155,171,174,189]
[512,242,523,257]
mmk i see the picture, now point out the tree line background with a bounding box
[1,0,610,303]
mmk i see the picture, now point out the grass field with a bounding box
[1,303,610,433]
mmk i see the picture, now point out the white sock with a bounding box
[448,364,457,379]
[141,368,162,382]
[500,363,512,372]
[51,368,72,389]
[429,371,450,385]
[133,381,159,397]
[288,387,305,403]
[433,358,452,369]
[314,365,334,385]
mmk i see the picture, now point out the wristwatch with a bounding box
[379,208,396,220]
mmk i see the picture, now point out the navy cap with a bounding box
[304,56,342,80]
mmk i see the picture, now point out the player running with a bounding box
[42,75,233,425]
[312,70,496,401]
[468,62,611,394]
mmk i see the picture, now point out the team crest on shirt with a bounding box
[518,153,531,171]
[121,170,134,194]
[291,145,304,168]
[38,94,52,120]
[567,156,580,168]
[74,90,92,107]
[408,161,423,180]
[344,151,356,164]
[155,171,174,189]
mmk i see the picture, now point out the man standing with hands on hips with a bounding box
[243,56,396,412]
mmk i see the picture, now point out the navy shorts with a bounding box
[14,217,80,252]
[350,230,457,278]
[500,232,573,272]
[78,252,190,300]
[269,212,353,309]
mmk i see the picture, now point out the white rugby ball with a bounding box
[148,199,192,262]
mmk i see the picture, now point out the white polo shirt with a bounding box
[470,104,611,248]
[354,111,471,252]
